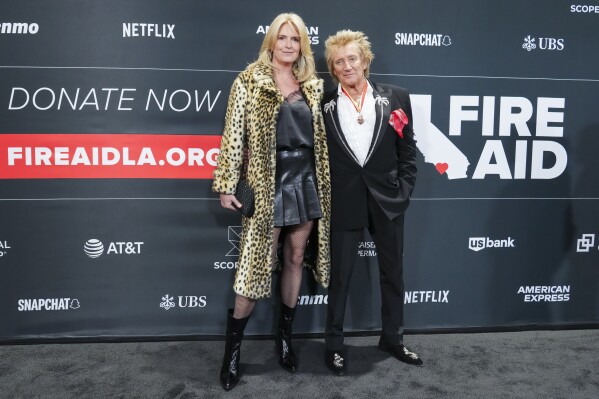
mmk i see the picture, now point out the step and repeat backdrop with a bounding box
[1,0,598,342]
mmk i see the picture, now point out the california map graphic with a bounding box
[411,94,469,179]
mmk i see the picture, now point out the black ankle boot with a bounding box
[220,309,249,391]
[276,303,297,373]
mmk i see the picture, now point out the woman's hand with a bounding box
[220,193,242,211]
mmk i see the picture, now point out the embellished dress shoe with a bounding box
[325,350,346,376]
[378,338,424,367]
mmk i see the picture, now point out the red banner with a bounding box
[0,134,221,179]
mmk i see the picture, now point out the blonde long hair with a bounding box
[252,13,316,82]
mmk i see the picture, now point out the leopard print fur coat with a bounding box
[213,63,331,300]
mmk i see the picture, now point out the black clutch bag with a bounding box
[234,179,255,217]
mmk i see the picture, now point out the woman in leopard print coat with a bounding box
[212,13,330,391]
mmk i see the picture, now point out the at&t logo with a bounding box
[469,237,515,251]
[0,240,10,257]
[84,239,144,258]
[576,234,597,252]
[522,35,564,51]
[160,294,207,310]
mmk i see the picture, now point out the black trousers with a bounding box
[325,192,405,351]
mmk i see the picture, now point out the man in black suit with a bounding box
[321,30,422,375]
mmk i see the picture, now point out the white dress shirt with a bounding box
[337,82,376,166]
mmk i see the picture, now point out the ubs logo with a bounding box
[522,35,564,51]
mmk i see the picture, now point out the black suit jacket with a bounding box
[322,81,417,231]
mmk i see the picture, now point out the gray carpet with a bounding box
[1,330,598,399]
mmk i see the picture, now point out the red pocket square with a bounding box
[389,108,408,139]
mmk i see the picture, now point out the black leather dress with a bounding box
[273,90,322,227]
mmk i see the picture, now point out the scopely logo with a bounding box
[18,298,80,311]
[0,240,10,258]
[256,25,319,45]
[576,234,596,252]
[214,226,241,269]
[226,226,241,257]
[469,237,515,251]
[84,239,144,258]
[394,33,451,46]
[0,22,39,35]
[411,94,567,180]
[570,5,599,13]
[522,35,564,51]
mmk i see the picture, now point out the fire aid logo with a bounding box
[410,94,568,180]
[576,234,596,252]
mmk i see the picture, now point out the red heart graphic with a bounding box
[435,163,449,175]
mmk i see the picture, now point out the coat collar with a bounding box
[252,63,323,105]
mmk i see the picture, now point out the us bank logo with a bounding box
[469,237,515,251]
[411,94,568,180]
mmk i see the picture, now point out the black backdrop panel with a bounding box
[1,0,598,341]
